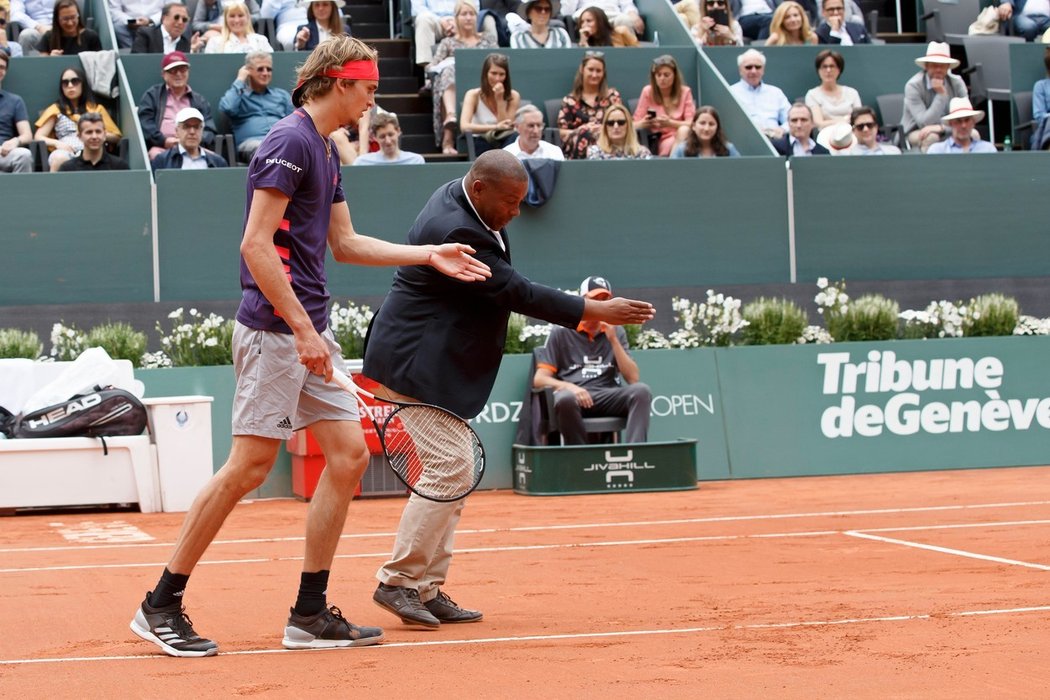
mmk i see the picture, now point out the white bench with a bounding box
[0,359,214,513]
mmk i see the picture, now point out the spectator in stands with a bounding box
[533,275,651,445]
[353,112,425,165]
[633,54,695,157]
[58,112,130,171]
[814,120,855,154]
[765,0,816,44]
[728,48,789,139]
[562,0,644,35]
[847,105,899,154]
[412,0,497,68]
[574,6,637,46]
[132,2,200,54]
[1032,47,1050,150]
[36,0,102,55]
[9,0,53,55]
[206,2,271,53]
[151,106,229,169]
[586,104,651,159]
[34,66,122,171]
[771,102,828,155]
[0,52,32,173]
[138,51,217,158]
[110,0,166,50]
[731,0,776,41]
[259,0,307,51]
[429,1,497,154]
[293,0,346,51]
[927,97,996,154]
[997,0,1050,42]
[459,52,520,154]
[805,49,860,134]
[558,50,622,159]
[194,0,260,45]
[671,106,740,157]
[0,6,25,58]
[903,41,967,152]
[815,0,869,44]
[692,0,743,46]
[218,51,292,162]
[504,103,563,159]
[331,105,378,164]
[510,0,571,48]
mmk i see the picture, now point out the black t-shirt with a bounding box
[36,29,103,55]
[59,150,130,171]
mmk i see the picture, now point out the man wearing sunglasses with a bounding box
[138,51,218,157]
[848,106,899,155]
[220,51,294,163]
[728,48,790,139]
[132,1,200,54]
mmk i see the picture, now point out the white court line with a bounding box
[854,519,1050,534]
[4,516,1050,574]
[844,531,1050,571]
[2,604,1049,666]
[3,499,1050,555]
[0,531,842,574]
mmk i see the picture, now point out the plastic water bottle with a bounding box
[1003,135,1012,152]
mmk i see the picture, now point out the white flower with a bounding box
[816,277,828,289]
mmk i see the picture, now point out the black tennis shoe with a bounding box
[372,583,441,628]
[424,590,483,623]
[130,593,218,657]
[282,605,385,649]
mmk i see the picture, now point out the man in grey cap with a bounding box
[532,275,652,445]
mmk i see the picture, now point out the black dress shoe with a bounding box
[423,590,482,623]
[372,584,440,628]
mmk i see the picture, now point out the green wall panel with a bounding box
[717,337,1050,478]
[791,154,1050,282]
[1,172,153,304]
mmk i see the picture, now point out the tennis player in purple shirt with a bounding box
[130,35,491,658]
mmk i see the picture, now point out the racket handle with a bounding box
[330,368,355,392]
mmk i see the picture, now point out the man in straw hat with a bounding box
[130,35,493,658]
[903,41,968,152]
[927,97,997,154]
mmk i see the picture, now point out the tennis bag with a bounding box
[12,386,148,439]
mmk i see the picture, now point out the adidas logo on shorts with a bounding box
[276,417,292,430]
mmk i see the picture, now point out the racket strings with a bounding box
[383,406,483,501]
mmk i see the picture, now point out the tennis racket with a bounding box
[330,368,485,502]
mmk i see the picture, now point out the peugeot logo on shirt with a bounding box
[265,158,304,173]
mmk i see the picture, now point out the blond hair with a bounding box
[295,35,378,105]
[766,1,816,45]
[220,2,254,42]
[596,104,643,155]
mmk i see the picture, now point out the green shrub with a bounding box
[504,313,550,354]
[157,308,235,367]
[0,329,43,359]
[85,322,148,367]
[741,297,807,345]
[966,293,1019,337]
[329,300,373,360]
[827,294,900,342]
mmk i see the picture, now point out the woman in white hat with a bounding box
[293,0,347,51]
[927,97,997,154]
[510,0,571,48]
[902,41,968,152]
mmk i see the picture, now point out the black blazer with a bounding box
[363,180,585,418]
[131,26,190,54]
[771,134,829,156]
[815,20,872,44]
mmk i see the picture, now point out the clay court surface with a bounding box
[2,466,1049,698]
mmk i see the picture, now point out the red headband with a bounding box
[323,60,379,81]
[292,60,379,106]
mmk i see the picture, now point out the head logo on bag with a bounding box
[14,387,148,439]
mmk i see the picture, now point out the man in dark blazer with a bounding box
[364,150,655,628]
[771,102,829,156]
[131,2,195,54]
[814,0,871,44]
